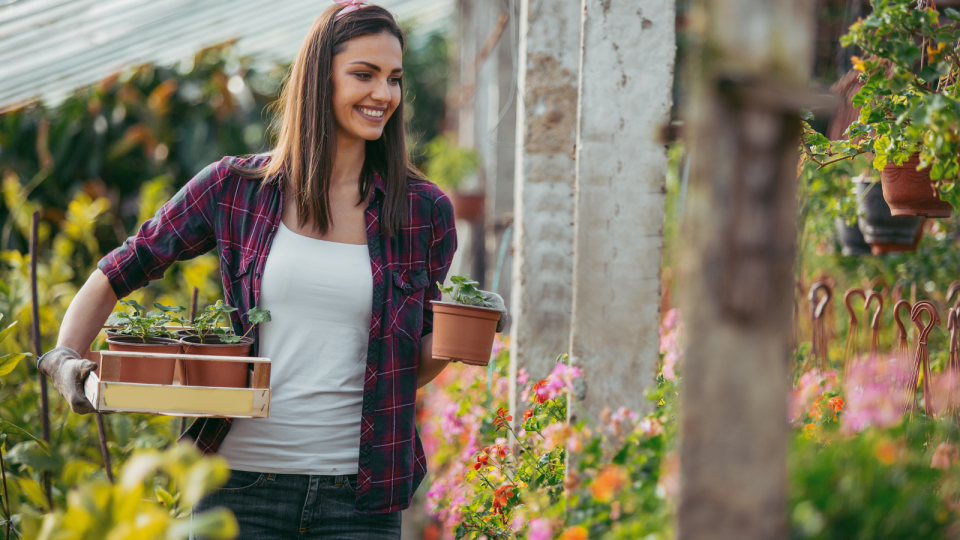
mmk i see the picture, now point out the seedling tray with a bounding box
[83,349,271,418]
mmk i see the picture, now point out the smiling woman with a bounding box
[37,1,508,539]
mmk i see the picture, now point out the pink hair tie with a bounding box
[334,0,367,21]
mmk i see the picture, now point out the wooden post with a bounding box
[29,211,52,508]
[568,0,676,419]
[509,0,581,418]
[677,0,818,538]
[95,414,113,483]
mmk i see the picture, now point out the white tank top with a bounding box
[217,222,373,474]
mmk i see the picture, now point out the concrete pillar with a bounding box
[677,1,817,538]
[509,0,581,416]
[568,0,675,419]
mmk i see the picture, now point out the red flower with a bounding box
[492,484,515,515]
[828,396,844,413]
[523,409,534,421]
[484,444,507,458]
[493,407,513,430]
[532,380,548,404]
[473,453,490,470]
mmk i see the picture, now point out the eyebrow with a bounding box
[348,61,403,74]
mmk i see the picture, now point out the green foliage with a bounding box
[804,0,960,209]
[18,443,237,540]
[401,29,452,162]
[423,136,480,192]
[789,420,956,539]
[106,300,187,342]
[191,301,269,344]
[439,275,491,307]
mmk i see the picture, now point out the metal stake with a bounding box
[29,212,52,508]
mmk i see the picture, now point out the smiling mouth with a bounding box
[355,106,385,121]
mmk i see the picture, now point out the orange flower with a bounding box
[523,409,534,421]
[591,465,627,503]
[802,423,818,440]
[558,525,588,540]
[492,484,515,514]
[493,407,513,430]
[809,399,823,421]
[875,441,898,465]
[532,380,548,404]
[828,396,844,417]
[473,453,490,470]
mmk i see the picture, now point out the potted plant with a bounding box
[835,217,872,256]
[855,175,924,255]
[804,1,960,217]
[103,300,185,385]
[423,135,483,222]
[178,300,271,388]
[431,275,501,366]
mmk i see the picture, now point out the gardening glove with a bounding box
[38,346,97,414]
[479,290,508,333]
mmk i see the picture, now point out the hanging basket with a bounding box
[879,154,953,218]
[855,179,924,255]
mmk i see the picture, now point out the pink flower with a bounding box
[535,363,583,402]
[528,518,552,540]
[638,417,664,437]
[517,367,530,386]
[659,309,684,380]
[932,443,958,470]
[841,356,909,434]
[789,368,838,424]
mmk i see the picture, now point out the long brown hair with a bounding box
[237,4,419,237]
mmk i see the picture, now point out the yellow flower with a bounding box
[928,41,947,63]
[851,56,866,71]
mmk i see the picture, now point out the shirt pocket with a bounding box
[391,268,429,339]
[219,247,254,312]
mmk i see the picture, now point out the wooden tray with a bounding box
[83,349,271,418]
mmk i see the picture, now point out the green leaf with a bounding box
[219,335,241,344]
[105,312,130,326]
[800,109,815,121]
[154,303,186,313]
[246,306,271,325]
[170,508,238,539]
[946,7,960,21]
[120,299,146,313]
[6,441,63,472]
[0,353,26,377]
[0,421,49,453]
[156,486,176,507]
[17,477,49,511]
[0,320,18,345]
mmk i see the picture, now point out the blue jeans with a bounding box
[190,470,401,539]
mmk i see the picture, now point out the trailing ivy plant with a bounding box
[105,300,186,342]
[802,0,960,209]
[438,275,491,308]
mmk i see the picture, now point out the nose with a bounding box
[370,77,391,103]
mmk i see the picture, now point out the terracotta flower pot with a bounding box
[835,217,871,256]
[855,180,924,255]
[449,191,485,222]
[880,154,953,218]
[430,301,500,366]
[179,335,252,388]
[103,336,180,385]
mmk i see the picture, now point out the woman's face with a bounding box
[331,32,403,143]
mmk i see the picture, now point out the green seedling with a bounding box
[438,275,491,307]
[105,300,186,343]
[192,300,271,344]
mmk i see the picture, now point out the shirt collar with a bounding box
[263,164,385,200]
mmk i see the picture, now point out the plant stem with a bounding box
[1,445,11,540]
[501,422,547,476]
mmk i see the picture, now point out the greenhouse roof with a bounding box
[0,0,454,112]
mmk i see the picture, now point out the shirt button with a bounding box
[255,272,261,278]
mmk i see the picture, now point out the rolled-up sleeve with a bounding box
[97,160,224,299]
[421,191,457,337]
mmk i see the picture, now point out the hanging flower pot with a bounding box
[449,191,485,222]
[855,179,924,255]
[835,217,871,256]
[179,335,253,388]
[880,154,953,218]
[103,336,179,385]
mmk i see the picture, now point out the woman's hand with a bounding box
[479,290,508,332]
[38,347,97,414]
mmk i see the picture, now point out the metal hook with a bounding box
[947,281,960,310]
[809,281,832,320]
[911,301,941,345]
[867,276,889,298]
[845,288,866,326]
[894,300,912,339]
[865,291,884,330]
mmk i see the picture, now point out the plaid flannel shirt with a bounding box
[97,155,457,513]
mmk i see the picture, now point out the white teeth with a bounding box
[358,107,383,118]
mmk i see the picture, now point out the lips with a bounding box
[355,105,385,122]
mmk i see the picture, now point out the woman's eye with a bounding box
[389,77,402,85]
[354,72,371,80]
